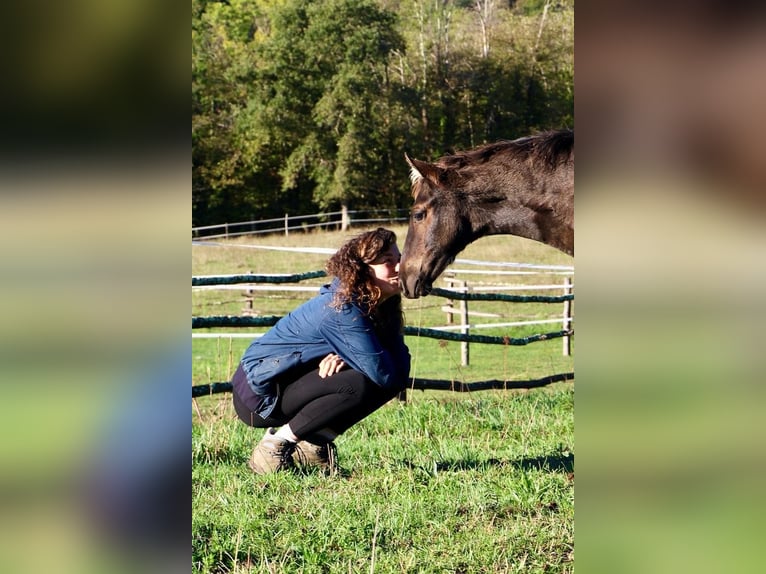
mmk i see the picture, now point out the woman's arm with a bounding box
[318,306,409,390]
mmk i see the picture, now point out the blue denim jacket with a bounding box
[239,279,411,417]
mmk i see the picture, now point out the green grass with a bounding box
[193,389,573,573]
[193,225,574,572]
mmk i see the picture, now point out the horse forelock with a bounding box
[411,170,442,201]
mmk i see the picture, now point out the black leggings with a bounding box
[231,364,399,439]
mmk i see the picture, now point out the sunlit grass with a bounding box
[192,225,574,572]
[193,386,574,573]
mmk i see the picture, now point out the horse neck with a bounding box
[469,184,574,256]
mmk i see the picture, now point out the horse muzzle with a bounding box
[400,275,432,299]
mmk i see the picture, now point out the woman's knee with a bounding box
[334,369,376,399]
[232,391,254,425]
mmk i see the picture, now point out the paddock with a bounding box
[192,232,575,572]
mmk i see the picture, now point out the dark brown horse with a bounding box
[400,129,573,298]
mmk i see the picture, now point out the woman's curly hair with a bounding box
[326,228,404,334]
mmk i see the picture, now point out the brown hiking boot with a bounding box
[248,428,296,474]
[292,440,338,475]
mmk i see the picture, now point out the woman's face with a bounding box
[368,243,402,301]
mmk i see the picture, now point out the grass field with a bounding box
[193,225,574,573]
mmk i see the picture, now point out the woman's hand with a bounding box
[318,353,346,378]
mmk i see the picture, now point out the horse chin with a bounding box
[428,255,455,287]
[401,277,421,299]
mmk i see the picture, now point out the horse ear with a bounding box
[404,153,421,184]
[405,153,441,186]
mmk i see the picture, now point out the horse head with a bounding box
[400,153,472,299]
[400,132,574,298]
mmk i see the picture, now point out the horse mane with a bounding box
[438,129,573,172]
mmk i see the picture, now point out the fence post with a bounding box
[562,277,572,356]
[243,271,254,316]
[458,280,469,366]
[284,213,289,236]
[443,273,456,325]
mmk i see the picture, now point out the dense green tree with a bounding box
[395,0,573,158]
[191,0,573,227]
[192,0,278,225]
[248,0,412,217]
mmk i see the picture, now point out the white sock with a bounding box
[273,424,299,443]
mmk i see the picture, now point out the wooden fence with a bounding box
[192,208,409,240]
[440,276,573,365]
[192,268,574,398]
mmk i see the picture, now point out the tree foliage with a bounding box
[192,0,573,227]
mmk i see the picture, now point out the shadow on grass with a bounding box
[431,452,574,474]
[193,446,246,466]
[200,449,574,479]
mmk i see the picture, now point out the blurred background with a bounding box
[575,2,766,572]
[0,0,764,573]
[0,2,188,573]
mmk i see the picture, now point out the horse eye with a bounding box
[412,211,426,222]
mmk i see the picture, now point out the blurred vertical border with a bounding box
[575,1,766,573]
[0,1,189,573]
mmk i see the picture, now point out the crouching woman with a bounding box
[230,228,410,474]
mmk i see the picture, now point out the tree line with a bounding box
[192,0,573,227]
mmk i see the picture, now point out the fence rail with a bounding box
[193,372,575,399]
[191,315,571,346]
